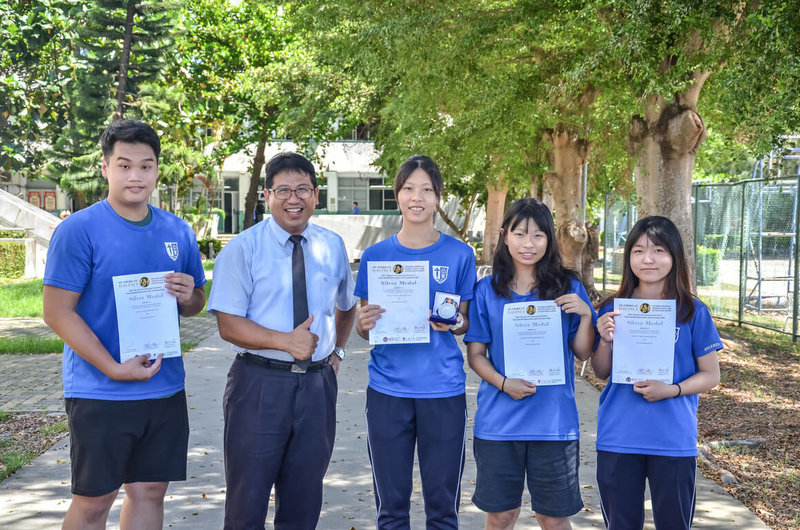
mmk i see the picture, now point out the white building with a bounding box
[0,140,484,268]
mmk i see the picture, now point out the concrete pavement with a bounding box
[0,317,770,529]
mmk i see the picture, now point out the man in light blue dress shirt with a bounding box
[208,152,357,530]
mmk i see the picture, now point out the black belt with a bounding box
[238,352,329,374]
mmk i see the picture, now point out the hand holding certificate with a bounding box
[366,261,430,345]
[611,298,676,384]
[113,271,181,362]
[502,301,565,386]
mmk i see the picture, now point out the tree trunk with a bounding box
[626,71,710,280]
[581,222,601,302]
[437,192,478,242]
[543,124,589,273]
[482,171,508,265]
[113,3,136,122]
[243,132,268,230]
[530,173,555,212]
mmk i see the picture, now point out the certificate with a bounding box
[502,301,565,386]
[612,298,676,384]
[113,271,181,362]
[367,261,430,345]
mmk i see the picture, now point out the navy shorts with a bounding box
[65,390,189,497]
[472,437,583,517]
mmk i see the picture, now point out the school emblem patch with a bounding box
[432,265,449,284]
[164,242,179,261]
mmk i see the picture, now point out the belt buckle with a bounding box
[291,363,307,374]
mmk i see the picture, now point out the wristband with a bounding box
[675,383,682,397]
[501,376,507,393]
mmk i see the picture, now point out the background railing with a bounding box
[598,151,800,340]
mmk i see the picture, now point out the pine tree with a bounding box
[47,0,179,206]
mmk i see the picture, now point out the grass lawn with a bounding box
[0,275,213,318]
[0,279,43,317]
[0,337,63,354]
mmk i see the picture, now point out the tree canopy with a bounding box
[3,0,800,273]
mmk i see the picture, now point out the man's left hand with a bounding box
[329,354,341,375]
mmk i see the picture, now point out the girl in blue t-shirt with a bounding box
[354,155,477,529]
[464,198,596,530]
[591,216,722,530]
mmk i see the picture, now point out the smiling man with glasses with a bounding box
[208,151,357,529]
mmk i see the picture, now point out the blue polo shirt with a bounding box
[465,276,596,440]
[595,299,722,456]
[354,233,477,398]
[43,200,206,400]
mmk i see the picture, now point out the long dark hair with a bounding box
[599,215,695,322]
[491,198,577,300]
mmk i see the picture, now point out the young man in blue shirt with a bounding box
[43,120,207,530]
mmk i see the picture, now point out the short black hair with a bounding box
[264,152,317,190]
[100,120,161,161]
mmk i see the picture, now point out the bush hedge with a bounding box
[0,241,25,278]
[696,245,722,286]
[0,230,26,239]
[197,238,222,259]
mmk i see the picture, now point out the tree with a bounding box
[598,1,800,272]
[47,0,179,206]
[304,0,631,278]
[0,0,74,179]
[174,0,361,230]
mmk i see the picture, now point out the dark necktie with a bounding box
[289,235,309,326]
[289,235,310,368]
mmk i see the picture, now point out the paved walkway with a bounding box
[0,316,217,413]
[0,317,770,529]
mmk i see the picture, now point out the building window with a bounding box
[368,177,396,211]
[337,175,371,212]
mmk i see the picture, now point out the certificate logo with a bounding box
[164,242,179,261]
[432,265,449,284]
[526,305,536,315]
[639,303,651,313]
[393,264,404,274]
[139,276,150,287]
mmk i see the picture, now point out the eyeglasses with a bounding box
[268,187,314,200]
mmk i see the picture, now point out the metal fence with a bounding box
[597,148,800,339]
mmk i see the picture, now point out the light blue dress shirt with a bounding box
[208,218,357,362]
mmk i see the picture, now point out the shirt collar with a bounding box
[267,218,313,247]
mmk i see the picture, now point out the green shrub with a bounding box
[197,238,222,259]
[0,242,25,279]
[0,230,25,239]
[696,245,722,286]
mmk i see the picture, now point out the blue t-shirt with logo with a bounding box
[465,275,596,440]
[354,233,476,398]
[43,200,206,400]
[595,299,722,456]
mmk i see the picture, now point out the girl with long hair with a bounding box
[464,198,596,530]
[354,155,477,529]
[591,215,721,529]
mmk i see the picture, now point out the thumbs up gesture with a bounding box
[286,314,318,360]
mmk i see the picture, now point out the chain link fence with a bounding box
[597,148,800,339]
